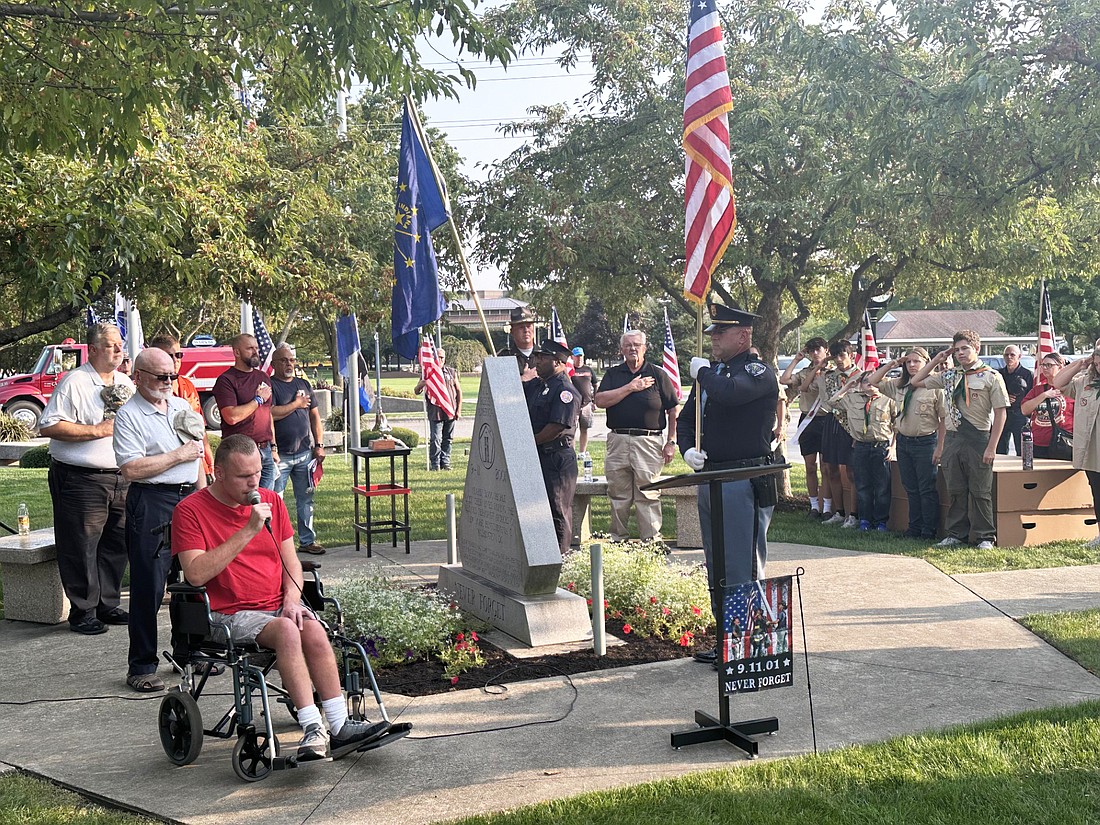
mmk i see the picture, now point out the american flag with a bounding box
[252,307,275,374]
[661,308,683,400]
[854,310,880,371]
[683,0,736,304]
[419,338,456,418]
[550,306,575,376]
[1038,280,1057,358]
[722,577,792,660]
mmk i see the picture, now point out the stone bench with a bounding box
[0,528,68,624]
[572,477,702,549]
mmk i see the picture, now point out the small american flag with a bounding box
[683,0,736,304]
[722,577,791,659]
[252,308,275,374]
[419,338,456,418]
[661,308,683,400]
[550,306,575,376]
[1038,280,1056,358]
[855,310,880,371]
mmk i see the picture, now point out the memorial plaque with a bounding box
[439,357,590,647]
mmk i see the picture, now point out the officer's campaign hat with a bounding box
[509,305,537,325]
[535,339,572,362]
[704,303,759,333]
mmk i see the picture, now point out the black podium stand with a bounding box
[643,463,790,757]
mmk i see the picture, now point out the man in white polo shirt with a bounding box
[113,347,206,691]
[40,323,134,635]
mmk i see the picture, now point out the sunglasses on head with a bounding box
[137,368,179,382]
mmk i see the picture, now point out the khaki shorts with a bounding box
[210,605,319,645]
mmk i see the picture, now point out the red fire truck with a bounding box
[0,339,236,431]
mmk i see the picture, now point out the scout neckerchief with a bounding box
[951,362,989,407]
[901,383,915,418]
[862,391,880,434]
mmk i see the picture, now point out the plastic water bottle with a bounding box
[17,503,29,537]
[583,453,593,483]
[1021,428,1034,471]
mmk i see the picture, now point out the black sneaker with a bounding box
[331,719,391,751]
[692,646,718,664]
[97,607,129,625]
[70,616,108,635]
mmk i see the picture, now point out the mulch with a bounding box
[371,623,714,697]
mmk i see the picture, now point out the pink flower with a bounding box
[691,606,702,616]
[623,623,633,634]
[567,582,575,591]
[456,632,465,642]
[450,676,459,685]
[456,642,467,651]
[470,631,479,642]
[662,607,671,616]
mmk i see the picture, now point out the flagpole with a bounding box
[404,95,495,357]
[1037,278,1045,357]
[695,301,704,451]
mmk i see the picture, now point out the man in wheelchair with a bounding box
[172,434,390,761]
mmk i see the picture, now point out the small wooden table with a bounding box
[351,446,412,557]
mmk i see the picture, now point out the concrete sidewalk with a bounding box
[1,541,1098,825]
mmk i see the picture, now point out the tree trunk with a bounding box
[752,281,785,364]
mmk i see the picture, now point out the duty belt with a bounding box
[704,456,773,471]
[611,428,662,437]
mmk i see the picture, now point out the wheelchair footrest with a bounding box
[273,755,299,771]
[355,723,412,754]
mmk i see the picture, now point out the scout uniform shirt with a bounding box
[924,364,1009,432]
[812,365,860,432]
[792,364,828,417]
[881,378,946,438]
[834,390,897,443]
[1061,374,1100,472]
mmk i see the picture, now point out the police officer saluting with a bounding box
[676,304,780,667]
[526,340,582,555]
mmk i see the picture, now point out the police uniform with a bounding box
[525,341,582,555]
[498,305,538,375]
[677,305,779,635]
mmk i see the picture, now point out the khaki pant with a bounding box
[605,432,665,541]
[941,422,995,543]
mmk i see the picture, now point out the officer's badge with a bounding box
[559,390,574,403]
[745,362,767,378]
[541,387,549,396]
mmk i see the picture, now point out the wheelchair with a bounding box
[157,560,411,781]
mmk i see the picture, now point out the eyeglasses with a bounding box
[169,352,184,360]
[1040,362,1060,369]
[137,368,179,382]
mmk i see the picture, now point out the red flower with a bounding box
[456,632,465,642]
[678,633,691,647]
[586,598,593,606]
[456,642,467,651]
[450,676,459,685]
[603,599,609,608]
[470,631,479,641]
[622,623,633,634]
[691,606,702,616]
[662,607,671,616]
[567,582,575,590]
[650,596,658,604]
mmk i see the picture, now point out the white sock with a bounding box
[321,695,348,735]
[823,499,833,513]
[297,703,323,733]
[809,497,819,511]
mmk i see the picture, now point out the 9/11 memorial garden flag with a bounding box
[392,98,450,360]
[721,576,794,695]
[683,0,736,304]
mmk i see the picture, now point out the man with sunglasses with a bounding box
[148,334,213,480]
[113,347,206,692]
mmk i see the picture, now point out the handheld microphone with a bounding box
[247,490,272,533]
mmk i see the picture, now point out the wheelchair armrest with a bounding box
[167,582,207,595]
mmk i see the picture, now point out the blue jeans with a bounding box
[274,449,316,545]
[896,433,940,537]
[258,443,276,490]
[851,441,891,525]
[429,418,456,469]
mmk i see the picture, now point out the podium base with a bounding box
[670,710,779,758]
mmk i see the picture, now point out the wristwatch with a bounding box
[254,395,264,405]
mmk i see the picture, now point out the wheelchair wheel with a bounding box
[232,729,276,782]
[158,690,203,766]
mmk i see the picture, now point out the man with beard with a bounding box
[113,348,206,691]
[40,322,134,635]
[213,334,277,488]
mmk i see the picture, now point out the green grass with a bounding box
[1021,609,1100,675]
[449,701,1100,825]
[0,772,152,825]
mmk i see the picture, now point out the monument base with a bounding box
[438,564,593,647]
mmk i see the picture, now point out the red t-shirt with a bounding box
[1021,381,1074,447]
[213,366,274,446]
[172,487,293,614]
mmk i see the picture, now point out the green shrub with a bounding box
[330,575,486,678]
[380,386,416,399]
[360,426,420,449]
[562,540,713,645]
[207,434,221,456]
[0,413,33,443]
[441,336,490,373]
[18,444,51,468]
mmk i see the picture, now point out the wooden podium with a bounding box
[644,463,790,757]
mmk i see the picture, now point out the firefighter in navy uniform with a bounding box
[677,304,780,667]
[525,340,582,555]
[498,305,539,383]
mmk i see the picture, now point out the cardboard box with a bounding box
[995,510,1099,547]
[991,458,1092,511]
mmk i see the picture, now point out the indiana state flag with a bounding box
[392,98,450,360]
